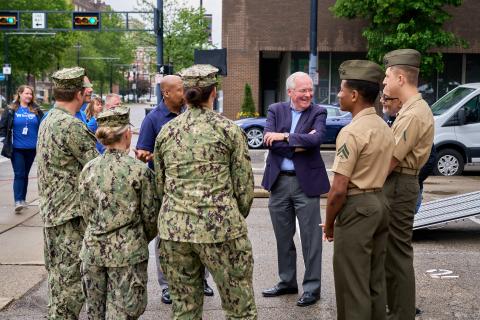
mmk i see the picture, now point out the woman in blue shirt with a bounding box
[0,85,44,212]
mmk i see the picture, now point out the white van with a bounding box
[431,83,480,176]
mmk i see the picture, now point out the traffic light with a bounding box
[0,12,19,30]
[72,12,100,30]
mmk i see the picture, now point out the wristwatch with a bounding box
[283,132,289,142]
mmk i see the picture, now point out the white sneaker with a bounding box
[14,201,24,212]
[21,200,28,207]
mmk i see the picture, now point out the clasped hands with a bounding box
[263,129,316,151]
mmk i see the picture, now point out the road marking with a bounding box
[425,269,459,279]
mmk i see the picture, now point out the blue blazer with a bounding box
[261,102,330,197]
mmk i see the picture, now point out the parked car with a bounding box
[431,83,480,176]
[234,105,352,149]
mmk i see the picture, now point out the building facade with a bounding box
[71,0,109,12]
[222,0,480,119]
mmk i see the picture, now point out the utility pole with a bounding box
[74,42,81,66]
[309,0,318,102]
[155,0,163,103]
[3,35,10,103]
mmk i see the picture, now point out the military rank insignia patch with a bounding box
[337,143,350,160]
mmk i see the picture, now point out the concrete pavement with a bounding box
[1,103,480,318]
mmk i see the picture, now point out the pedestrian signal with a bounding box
[72,12,100,30]
[0,12,19,30]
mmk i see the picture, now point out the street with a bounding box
[0,104,479,319]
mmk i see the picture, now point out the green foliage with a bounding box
[331,0,468,76]
[136,0,213,72]
[0,0,75,86]
[0,1,135,97]
[237,84,258,119]
[59,12,135,96]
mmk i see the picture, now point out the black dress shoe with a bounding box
[296,292,319,307]
[415,307,422,316]
[204,280,214,296]
[262,285,298,297]
[161,287,172,304]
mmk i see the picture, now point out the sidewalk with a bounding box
[0,160,45,310]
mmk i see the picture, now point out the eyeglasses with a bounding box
[293,88,314,94]
[381,94,399,101]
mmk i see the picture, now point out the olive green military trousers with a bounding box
[384,172,419,320]
[81,261,148,320]
[159,235,257,320]
[333,191,390,320]
[43,217,86,320]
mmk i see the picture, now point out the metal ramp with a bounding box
[413,191,480,230]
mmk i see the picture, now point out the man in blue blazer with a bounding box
[261,72,330,307]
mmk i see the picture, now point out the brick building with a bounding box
[221,0,480,119]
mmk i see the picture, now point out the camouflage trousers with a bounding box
[80,261,148,320]
[159,235,257,320]
[43,217,86,320]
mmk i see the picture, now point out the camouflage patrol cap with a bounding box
[177,64,219,88]
[339,60,384,84]
[97,107,131,128]
[383,49,421,68]
[51,67,92,90]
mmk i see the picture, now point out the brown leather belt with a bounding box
[393,167,419,176]
[347,188,382,196]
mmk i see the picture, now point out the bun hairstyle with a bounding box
[184,84,216,108]
[95,125,129,146]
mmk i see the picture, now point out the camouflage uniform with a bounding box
[37,67,98,319]
[154,65,257,320]
[78,107,160,319]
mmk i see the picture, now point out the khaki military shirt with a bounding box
[37,106,98,227]
[154,107,254,243]
[392,93,434,170]
[332,108,395,189]
[78,149,159,267]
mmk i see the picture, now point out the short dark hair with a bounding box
[184,84,216,107]
[53,87,85,102]
[344,80,380,104]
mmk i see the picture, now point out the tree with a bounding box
[237,84,258,119]
[331,0,468,76]
[135,0,212,72]
[58,12,135,96]
[0,0,74,91]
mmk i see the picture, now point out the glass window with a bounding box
[330,52,368,104]
[436,54,462,101]
[466,54,480,83]
[463,95,480,124]
[430,86,475,116]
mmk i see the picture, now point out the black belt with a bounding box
[279,171,296,176]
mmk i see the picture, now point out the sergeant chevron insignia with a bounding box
[337,143,350,159]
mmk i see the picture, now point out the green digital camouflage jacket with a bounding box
[78,149,160,267]
[154,107,254,243]
[37,106,98,227]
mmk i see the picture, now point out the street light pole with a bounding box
[309,0,318,102]
[3,35,10,103]
[155,0,164,102]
